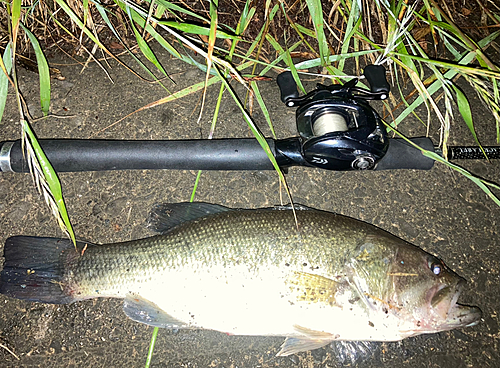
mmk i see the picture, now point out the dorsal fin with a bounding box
[147,202,312,234]
[147,202,231,234]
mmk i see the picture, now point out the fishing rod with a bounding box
[0,65,498,173]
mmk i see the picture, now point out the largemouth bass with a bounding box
[0,203,481,356]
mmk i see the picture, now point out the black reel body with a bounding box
[276,66,390,171]
[296,93,387,170]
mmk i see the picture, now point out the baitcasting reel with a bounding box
[275,65,391,171]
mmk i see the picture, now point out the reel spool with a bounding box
[312,109,348,137]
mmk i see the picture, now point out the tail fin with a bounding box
[1,236,85,304]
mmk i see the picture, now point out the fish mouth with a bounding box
[430,280,482,330]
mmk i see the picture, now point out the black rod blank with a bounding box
[0,139,276,173]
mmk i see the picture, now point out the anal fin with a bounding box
[123,294,188,329]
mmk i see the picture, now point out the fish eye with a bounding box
[428,258,442,276]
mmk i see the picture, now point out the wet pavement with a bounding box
[0,51,499,367]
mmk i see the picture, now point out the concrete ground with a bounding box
[0,50,498,368]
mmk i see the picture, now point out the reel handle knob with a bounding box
[363,65,390,98]
[277,72,300,106]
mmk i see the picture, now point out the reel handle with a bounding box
[276,72,299,106]
[363,65,390,97]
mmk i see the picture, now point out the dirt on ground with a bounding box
[0,46,499,368]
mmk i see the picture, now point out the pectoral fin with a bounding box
[123,294,188,329]
[286,271,341,306]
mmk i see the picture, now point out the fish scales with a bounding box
[67,209,368,299]
[0,203,482,356]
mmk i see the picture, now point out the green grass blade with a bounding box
[158,21,238,40]
[142,0,156,39]
[305,0,329,65]
[55,0,109,51]
[266,34,305,93]
[144,326,158,368]
[11,0,21,45]
[494,80,500,142]
[294,24,316,38]
[125,6,170,79]
[293,49,377,70]
[9,0,75,247]
[213,65,290,200]
[389,53,500,79]
[140,75,222,108]
[258,41,301,76]
[22,120,76,246]
[237,0,256,35]
[338,0,362,71]
[228,0,255,59]
[190,170,203,202]
[451,84,485,153]
[391,50,478,126]
[143,0,209,23]
[426,0,498,72]
[92,2,166,80]
[278,3,315,55]
[250,80,276,139]
[113,1,182,60]
[245,3,279,58]
[0,43,13,122]
[83,0,89,26]
[477,29,500,49]
[154,3,167,18]
[385,25,500,131]
[20,23,51,115]
[120,0,246,86]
